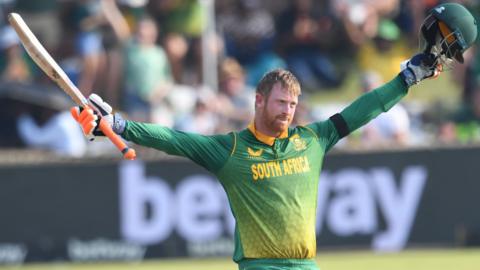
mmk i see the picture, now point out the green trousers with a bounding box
[238,258,319,270]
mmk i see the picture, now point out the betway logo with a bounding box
[119,162,426,251]
[120,162,234,244]
[317,167,426,251]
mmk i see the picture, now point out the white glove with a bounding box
[70,94,126,141]
[400,53,440,87]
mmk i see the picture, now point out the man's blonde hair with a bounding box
[256,69,301,97]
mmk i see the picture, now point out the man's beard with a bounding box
[261,109,291,135]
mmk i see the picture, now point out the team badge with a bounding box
[290,134,307,151]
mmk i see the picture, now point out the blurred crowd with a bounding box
[0,0,480,157]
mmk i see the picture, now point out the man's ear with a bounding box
[255,93,264,109]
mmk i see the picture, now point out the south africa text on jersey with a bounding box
[251,156,310,180]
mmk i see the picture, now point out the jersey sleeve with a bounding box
[305,75,408,152]
[305,120,340,153]
[339,75,408,132]
[121,121,233,173]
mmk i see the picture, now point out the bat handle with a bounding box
[98,117,136,160]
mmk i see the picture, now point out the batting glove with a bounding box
[400,53,441,87]
[70,94,126,141]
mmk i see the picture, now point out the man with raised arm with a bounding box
[71,4,477,268]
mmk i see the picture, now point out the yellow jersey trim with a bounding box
[230,132,237,157]
[247,122,289,146]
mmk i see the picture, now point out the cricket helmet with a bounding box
[420,3,478,64]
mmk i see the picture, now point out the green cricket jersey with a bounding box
[122,75,408,262]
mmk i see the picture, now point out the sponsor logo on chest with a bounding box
[247,147,264,159]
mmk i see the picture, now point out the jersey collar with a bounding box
[247,122,289,146]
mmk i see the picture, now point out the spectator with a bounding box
[0,26,31,82]
[63,0,107,95]
[175,88,219,134]
[357,19,412,83]
[276,0,345,91]
[334,0,400,46]
[393,0,427,45]
[216,57,255,131]
[119,16,174,124]
[218,0,286,85]
[103,1,200,127]
[149,0,205,84]
[334,0,380,46]
[95,0,149,108]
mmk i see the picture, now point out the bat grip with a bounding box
[98,117,136,160]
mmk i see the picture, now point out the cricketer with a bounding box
[71,3,477,270]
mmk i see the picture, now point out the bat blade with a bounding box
[7,12,136,160]
[8,13,88,106]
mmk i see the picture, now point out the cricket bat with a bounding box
[8,13,136,160]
